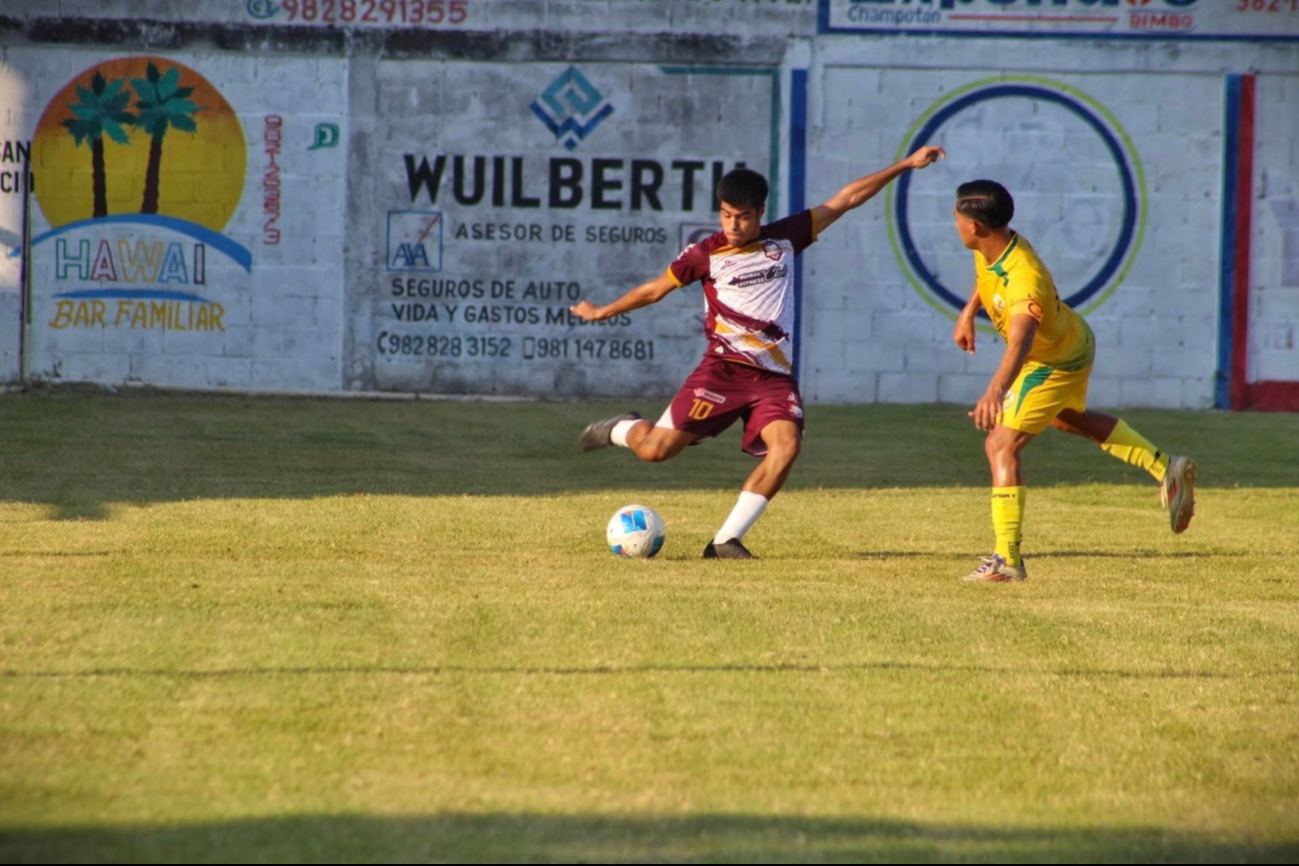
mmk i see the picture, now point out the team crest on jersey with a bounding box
[762,239,783,261]
[993,294,1006,312]
[694,388,727,404]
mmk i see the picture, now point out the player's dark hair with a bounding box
[717,168,768,212]
[955,180,1014,230]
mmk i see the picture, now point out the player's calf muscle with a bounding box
[632,429,688,463]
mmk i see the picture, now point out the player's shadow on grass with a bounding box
[2,394,1297,516]
[0,549,114,557]
[0,811,1294,864]
[1029,549,1247,559]
[855,550,1248,560]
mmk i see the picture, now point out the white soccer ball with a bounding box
[606,503,666,559]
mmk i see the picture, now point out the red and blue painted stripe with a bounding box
[1218,74,1299,411]
[1217,73,1253,410]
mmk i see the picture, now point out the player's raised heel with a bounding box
[1160,455,1198,534]
[703,538,757,560]
[578,411,642,452]
[960,553,1027,582]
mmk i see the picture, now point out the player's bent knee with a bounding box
[770,439,801,466]
[984,429,1024,463]
[759,422,802,465]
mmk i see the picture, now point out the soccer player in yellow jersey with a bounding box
[951,180,1197,582]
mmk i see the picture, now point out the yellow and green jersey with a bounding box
[974,232,1094,372]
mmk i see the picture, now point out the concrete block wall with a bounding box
[0,0,1295,408]
[0,42,348,391]
[800,31,1299,410]
[1252,73,1299,385]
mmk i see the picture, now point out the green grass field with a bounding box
[1,389,1296,863]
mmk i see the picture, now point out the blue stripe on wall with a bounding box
[1215,74,1242,410]
[790,68,808,383]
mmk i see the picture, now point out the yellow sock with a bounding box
[991,486,1025,567]
[1101,419,1169,482]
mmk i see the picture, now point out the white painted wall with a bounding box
[0,0,1294,407]
[347,60,778,398]
[1251,72,1299,385]
[801,65,1228,410]
[0,47,347,391]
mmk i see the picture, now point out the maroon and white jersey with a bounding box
[666,210,817,376]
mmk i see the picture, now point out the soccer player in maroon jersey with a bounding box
[570,145,946,559]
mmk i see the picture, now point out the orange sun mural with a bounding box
[32,57,246,234]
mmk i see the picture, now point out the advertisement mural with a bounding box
[31,59,245,339]
[1,52,348,390]
[236,0,816,34]
[823,0,1299,40]
[799,66,1228,408]
[0,62,33,382]
[886,75,1145,319]
[364,62,780,397]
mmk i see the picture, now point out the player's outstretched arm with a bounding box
[813,145,946,234]
[569,272,680,322]
[970,313,1038,431]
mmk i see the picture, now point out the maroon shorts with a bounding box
[658,355,805,457]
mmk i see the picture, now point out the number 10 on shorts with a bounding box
[688,398,715,420]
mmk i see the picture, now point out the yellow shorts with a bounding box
[999,361,1091,434]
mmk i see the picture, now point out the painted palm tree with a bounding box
[130,62,201,215]
[60,71,134,219]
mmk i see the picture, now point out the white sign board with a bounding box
[0,50,348,391]
[823,0,1299,40]
[356,62,780,398]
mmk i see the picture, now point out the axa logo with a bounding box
[887,76,1145,318]
[529,66,614,151]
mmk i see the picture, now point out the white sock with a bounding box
[610,419,640,448]
[714,491,768,544]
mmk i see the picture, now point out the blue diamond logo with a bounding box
[530,66,614,151]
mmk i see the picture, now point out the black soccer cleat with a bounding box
[702,538,757,560]
[577,411,642,452]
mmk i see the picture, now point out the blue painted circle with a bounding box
[895,84,1138,312]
